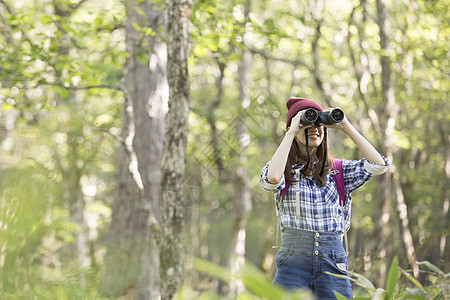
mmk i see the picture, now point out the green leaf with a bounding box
[385,256,399,298]
[40,13,53,24]
[2,103,14,110]
[431,291,444,300]
[132,22,142,32]
[137,51,147,66]
[417,261,444,275]
[404,296,428,300]
[398,267,426,293]
[240,261,315,300]
[240,262,286,299]
[136,6,147,17]
[334,291,349,300]
[403,287,428,299]
[327,271,376,294]
[193,257,232,283]
[346,271,377,293]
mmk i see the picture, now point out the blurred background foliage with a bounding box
[0,0,448,298]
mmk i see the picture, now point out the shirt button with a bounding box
[315,242,319,246]
[315,250,319,255]
[315,215,319,219]
[316,233,320,237]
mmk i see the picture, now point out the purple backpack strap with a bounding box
[332,159,345,206]
[280,181,291,201]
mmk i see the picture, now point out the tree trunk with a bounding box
[393,169,418,277]
[228,1,253,296]
[99,1,167,298]
[375,0,417,282]
[229,48,252,298]
[439,123,449,265]
[374,0,395,285]
[159,0,191,298]
[52,2,91,277]
[309,0,332,107]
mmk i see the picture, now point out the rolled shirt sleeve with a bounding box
[259,161,285,192]
[343,154,391,194]
[364,154,390,175]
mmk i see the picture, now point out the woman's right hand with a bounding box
[267,111,310,184]
[287,111,311,136]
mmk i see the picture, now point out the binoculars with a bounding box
[300,108,345,126]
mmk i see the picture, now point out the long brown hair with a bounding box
[284,134,333,187]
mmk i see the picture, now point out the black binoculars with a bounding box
[300,108,345,126]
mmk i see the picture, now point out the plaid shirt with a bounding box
[259,156,390,233]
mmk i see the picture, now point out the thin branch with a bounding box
[69,0,89,11]
[245,44,311,71]
[37,81,124,92]
[0,0,12,14]
[96,22,125,33]
[92,127,126,146]
[65,84,124,92]
[422,51,449,75]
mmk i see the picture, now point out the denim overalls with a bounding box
[273,228,353,299]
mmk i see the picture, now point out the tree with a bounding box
[375,0,418,282]
[228,0,253,296]
[99,0,192,298]
[159,0,192,298]
[99,0,167,298]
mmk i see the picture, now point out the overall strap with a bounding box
[274,174,292,249]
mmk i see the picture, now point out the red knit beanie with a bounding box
[285,97,324,129]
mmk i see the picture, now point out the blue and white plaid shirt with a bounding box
[259,156,390,233]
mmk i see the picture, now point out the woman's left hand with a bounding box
[321,107,350,131]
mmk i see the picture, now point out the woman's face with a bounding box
[295,124,324,152]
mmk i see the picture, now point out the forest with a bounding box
[0,0,448,299]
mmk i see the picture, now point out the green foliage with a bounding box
[0,0,122,297]
[0,263,107,299]
[0,164,105,298]
[329,257,449,300]
[192,257,449,299]
[193,258,315,300]
[385,256,400,298]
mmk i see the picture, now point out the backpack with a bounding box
[274,159,349,255]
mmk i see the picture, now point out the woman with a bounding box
[259,97,390,299]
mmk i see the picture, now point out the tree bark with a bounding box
[229,28,252,300]
[159,0,191,298]
[375,0,418,282]
[375,0,395,285]
[99,1,167,298]
[393,168,418,277]
[227,0,253,296]
[309,0,332,107]
[53,1,91,281]
[439,123,449,265]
